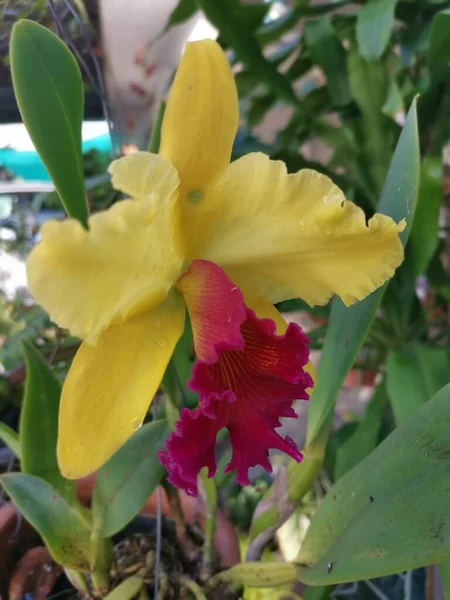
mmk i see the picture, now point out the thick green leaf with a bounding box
[304,587,331,600]
[408,155,442,276]
[20,341,76,504]
[428,9,450,84]
[306,97,419,450]
[1,473,92,570]
[196,0,299,108]
[334,381,388,480]
[10,20,88,226]
[356,0,397,60]
[304,18,351,107]
[92,420,169,537]
[297,384,450,584]
[386,342,450,423]
[0,423,21,459]
[249,98,419,545]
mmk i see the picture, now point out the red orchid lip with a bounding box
[159,260,313,496]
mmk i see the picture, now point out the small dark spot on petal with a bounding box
[370,496,374,503]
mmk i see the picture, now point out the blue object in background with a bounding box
[0,132,112,181]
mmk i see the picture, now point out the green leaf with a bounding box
[428,9,450,84]
[10,20,88,226]
[382,78,404,117]
[92,420,169,537]
[304,586,332,600]
[408,155,442,276]
[1,473,92,570]
[165,0,197,30]
[334,381,388,480]
[148,101,166,153]
[347,46,393,194]
[297,383,450,584]
[20,341,76,504]
[356,0,397,60]
[304,18,351,107]
[104,572,145,600]
[212,562,298,588]
[306,98,419,451]
[386,343,450,423]
[249,99,419,545]
[0,423,21,459]
[196,0,299,108]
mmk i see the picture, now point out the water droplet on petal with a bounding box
[153,319,161,328]
[227,316,232,323]
[156,339,165,348]
[132,417,142,430]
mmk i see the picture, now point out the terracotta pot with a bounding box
[343,368,378,388]
[77,475,240,568]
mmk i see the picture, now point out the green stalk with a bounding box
[148,101,166,153]
[90,531,114,595]
[198,467,218,578]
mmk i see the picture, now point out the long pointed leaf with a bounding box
[249,97,419,545]
[1,473,92,570]
[10,20,88,226]
[92,420,168,537]
[297,383,450,584]
[20,341,76,504]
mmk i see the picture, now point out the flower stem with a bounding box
[198,467,217,579]
[90,531,113,595]
[181,576,208,600]
[162,480,186,544]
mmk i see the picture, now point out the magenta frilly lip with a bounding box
[159,260,313,496]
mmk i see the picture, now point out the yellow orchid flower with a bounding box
[26,40,404,488]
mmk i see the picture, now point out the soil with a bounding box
[107,516,236,599]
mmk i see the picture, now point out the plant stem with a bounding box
[65,568,90,596]
[181,576,208,600]
[198,468,217,579]
[90,531,113,595]
[162,480,186,544]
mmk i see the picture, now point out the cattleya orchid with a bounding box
[26,40,404,494]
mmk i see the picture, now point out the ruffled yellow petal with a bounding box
[159,40,238,206]
[108,151,178,201]
[27,156,182,342]
[57,293,185,478]
[190,153,404,307]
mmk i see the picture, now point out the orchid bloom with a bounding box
[26,40,404,493]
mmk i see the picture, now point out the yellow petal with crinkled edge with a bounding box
[159,40,238,208]
[245,293,316,389]
[108,151,179,202]
[57,292,185,479]
[27,156,182,343]
[189,153,404,307]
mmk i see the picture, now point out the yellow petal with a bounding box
[245,294,316,389]
[27,155,182,342]
[190,153,404,307]
[57,293,185,478]
[108,151,179,201]
[159,40,238,206]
